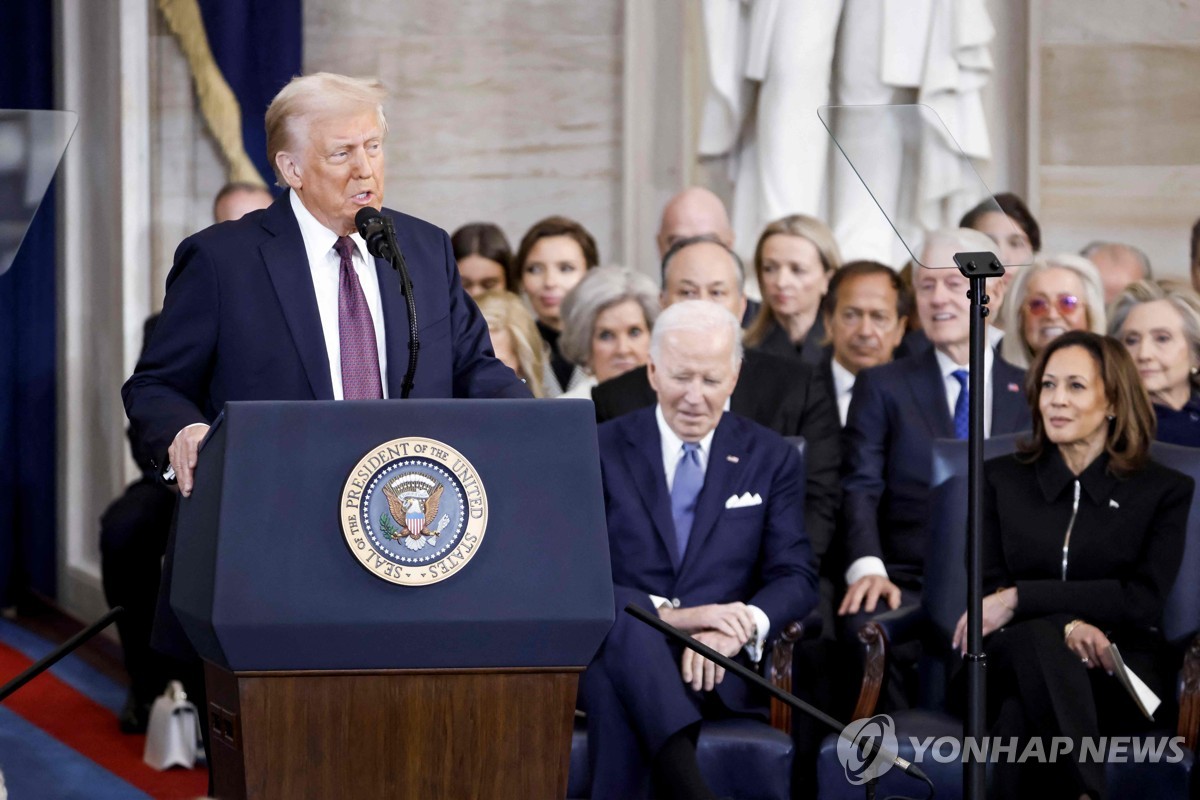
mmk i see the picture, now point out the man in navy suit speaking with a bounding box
[123,73,528,497]
[581,300,818,800]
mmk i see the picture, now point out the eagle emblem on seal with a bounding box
[380,473,452,551]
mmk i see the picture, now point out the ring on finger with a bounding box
[1081,656,1089,664]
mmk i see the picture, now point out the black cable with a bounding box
[0,606,124,702]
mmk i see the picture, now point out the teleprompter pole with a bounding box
[953,251,1005,800]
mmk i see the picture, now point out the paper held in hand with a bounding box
[1109,643,1161,721]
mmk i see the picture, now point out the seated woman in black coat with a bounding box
[952,330,1194,800]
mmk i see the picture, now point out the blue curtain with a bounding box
[196,0,303,186]
[0,2,57,603]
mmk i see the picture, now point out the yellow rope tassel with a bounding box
[156,0,267,187]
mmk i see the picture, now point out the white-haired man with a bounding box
[122,73,528,659]
[840,229,1030,626]
[581,300,817,800]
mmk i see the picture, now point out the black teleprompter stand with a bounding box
[952,251,1006,800]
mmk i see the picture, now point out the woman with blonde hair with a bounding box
[475,291,547,398]
[744,214,842,364]
[1110,279,1200,446]
[999,253,1106,369]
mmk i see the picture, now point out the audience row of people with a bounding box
[452,190,1200,455]
[448,188,1200,800]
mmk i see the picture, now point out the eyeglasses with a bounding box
[1025,294,1081,317]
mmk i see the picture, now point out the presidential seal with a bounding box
[340,437,488,586]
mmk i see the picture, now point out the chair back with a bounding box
[1148,441,1200,645]
[923,433,1024,644]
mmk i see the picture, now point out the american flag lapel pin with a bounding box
[726,455,739,463]
[1007,382,1020,393]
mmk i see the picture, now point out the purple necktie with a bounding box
[334,236,383,400]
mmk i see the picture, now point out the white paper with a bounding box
[1109,644,1161,721]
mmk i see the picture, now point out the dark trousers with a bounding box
[578,590,763,800]
[983,618,1169,800]
[99,477,194,705]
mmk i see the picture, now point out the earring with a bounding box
[1107,414,1116,421]
[1191,366,1198,375]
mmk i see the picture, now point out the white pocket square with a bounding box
[724,492,763,509]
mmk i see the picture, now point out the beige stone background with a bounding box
[54,0,1200,619]
[1032,0,1200,270]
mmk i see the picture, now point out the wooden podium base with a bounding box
[204,662,580,800]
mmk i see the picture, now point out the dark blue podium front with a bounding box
[172,399,614,672]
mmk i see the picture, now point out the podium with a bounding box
[171,400,614,799]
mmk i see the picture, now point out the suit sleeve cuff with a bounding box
[845,556,888,586]
[743,604,770,664]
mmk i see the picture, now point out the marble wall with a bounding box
[1032,0,1200,278]
[303,1,626,266]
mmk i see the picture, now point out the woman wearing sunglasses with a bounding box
[999,254,1107,369]
[1110,279,1200,447]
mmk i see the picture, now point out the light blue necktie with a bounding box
[670,442,704,561]
[952,369,970,440]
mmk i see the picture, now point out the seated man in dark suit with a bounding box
[819,260,911,427]
[582,300,818,800]
[839,229,1031,628]
[592,234,840,574]
[656,187,759,326]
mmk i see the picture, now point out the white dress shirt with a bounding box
[830,358,857,427]
[650,406,770,662]
[290,190,389,400]
[845,344,995,586]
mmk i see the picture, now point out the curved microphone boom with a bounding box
[355,207,419,398]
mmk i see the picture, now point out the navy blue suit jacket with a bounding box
[841,347,1030,586]
[598,408,818,646]
[122,192,527,470]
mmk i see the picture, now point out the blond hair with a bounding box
[475,291,547,398]
[745,214,842,348]
[265,73,388,187]
[1000,253,1107,368]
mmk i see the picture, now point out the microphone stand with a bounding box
[380,217,419,399]
[951,250,1004,800]
[358,210,419,399]
[623,604,935,800]
[0,606,123,702]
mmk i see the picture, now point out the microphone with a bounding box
[353,206,419,399]
[355,207,395,262]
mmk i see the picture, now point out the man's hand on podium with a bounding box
[169,423,210,498]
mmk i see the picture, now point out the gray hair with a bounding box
[649,300,744,370]
[1109,279,1200,392]
[1000,253,1107,368]
[660,234,746,290]
[1081,241,1152,279]
[559,266,661,369]
[265,73,389,188]
[918,227,1000,267]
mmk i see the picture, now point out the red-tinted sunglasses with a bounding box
[1025,294,1081,317]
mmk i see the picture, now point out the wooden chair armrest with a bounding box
[766,615,818,733]
[850,622,888,721]
[1178,632,1200,751]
